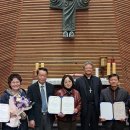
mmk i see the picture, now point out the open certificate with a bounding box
[100,102,126,120]
[48,96,61,114]
[48,96,74,114]
[100,102,113,120]
[113,102,126,120]
[62,97,74,114]
[0,104,10,122]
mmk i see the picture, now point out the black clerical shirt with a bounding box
[84,76,95,102]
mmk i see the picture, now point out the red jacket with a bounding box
[55,87,81,121]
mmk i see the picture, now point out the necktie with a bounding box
[41,86,47,112]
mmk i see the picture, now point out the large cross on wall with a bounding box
[50,0,89,38]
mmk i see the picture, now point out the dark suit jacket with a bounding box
[127,95,130,124]
[100,87,129,103]
[27,81,55,126]
[75,75,102,116]
[100,86,129,126]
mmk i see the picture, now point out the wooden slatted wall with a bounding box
[113,0,130,91]
[12,0,122,88]
[0,0,23,94]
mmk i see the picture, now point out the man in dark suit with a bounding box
[100,74,129,130]
[27,67,55,130]
[75,61,102,130]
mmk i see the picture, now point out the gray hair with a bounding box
[83,61,94,68]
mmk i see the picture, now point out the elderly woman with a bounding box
[0,73,28,130]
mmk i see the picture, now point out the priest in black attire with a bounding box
[75,61,102,130]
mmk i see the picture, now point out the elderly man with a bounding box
[75,61,102,130]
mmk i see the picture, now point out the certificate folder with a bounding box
[48,96,74,114]
[100,102,126,120]
[0,104,10,122]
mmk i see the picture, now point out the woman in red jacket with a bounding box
[55,75,81,130]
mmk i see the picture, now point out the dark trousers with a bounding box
[2,124,28,130]
[2,125,18,130]
[81,103,99,130]
[58,120,76,130]
[34,113,53,130]
[2,119,28,130]
[128,118,130,130]
[103,120,125,130]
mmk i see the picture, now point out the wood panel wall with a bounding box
[0,0,130,91]
[12,0,122,88]
[0,0,23,94]
[113,0,130,91]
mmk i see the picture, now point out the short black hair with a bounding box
[8,73,22,88]
[108,74,119,80]
[61,75,75,88]
[36,67,48,75]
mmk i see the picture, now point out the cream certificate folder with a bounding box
[0,104,10,122]
[48,96,74,114]
[100,102,126,120]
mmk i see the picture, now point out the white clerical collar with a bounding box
[87,77,91,79]
[84,75,92,79]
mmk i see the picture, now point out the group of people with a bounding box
[0,61,130,130]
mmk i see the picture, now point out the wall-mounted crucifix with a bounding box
[50,0,89,38]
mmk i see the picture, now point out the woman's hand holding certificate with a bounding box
[58,112,65,118]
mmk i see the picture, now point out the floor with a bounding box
[0,123,129,130]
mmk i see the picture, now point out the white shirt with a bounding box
[38,82,48,104]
